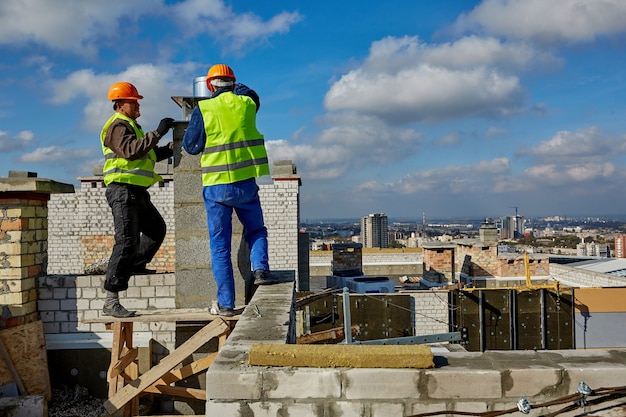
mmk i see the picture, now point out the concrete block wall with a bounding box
[37,273,177,351]
[47,179,175,274]
[207,276,626,417]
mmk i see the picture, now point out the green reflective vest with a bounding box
[199,92,269,186]
[100,113,161,187]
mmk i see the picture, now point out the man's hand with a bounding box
[156,118,175,137]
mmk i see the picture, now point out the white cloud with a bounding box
[169,0,302,52]
[359,157,511,195]
[325,64,525,123]
[266,114,422,180]
[323,35,537,124]
[49,63,198,132]
[0,0,300,56]
[0,130,34,152]
[0,0,160,55]
[452,0,626,43]
[519,127,615,160]
[19,146,94,163]
[523,162,616,185]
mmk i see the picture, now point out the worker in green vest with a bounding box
[100,81,175,318]
[182,64,277,317]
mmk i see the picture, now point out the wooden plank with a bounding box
[104,319,229,415]
[152,352,217,386]
[296,288,335,308]
[143,384,206,400]
[296,325,360,344]
[82,308,240,323]
[107,322,125,399]
[108,347,138,379]
[0,338,27,395]
[0,320,51,400]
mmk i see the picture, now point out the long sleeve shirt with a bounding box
[104,119,173,162]
[182,83,260,156]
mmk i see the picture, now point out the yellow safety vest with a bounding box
[199,92,269,186]
[100,113,162,187]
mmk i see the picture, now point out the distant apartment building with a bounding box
[499,215,525,239]
[360,213,389,248]
[615,235,626,258]
[577,242,610,258]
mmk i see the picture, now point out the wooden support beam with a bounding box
[108,347,138,379]
[296,325,360,344]
[104,319,229,415]
[143,385,206,400]
[151,352,217,386]
[295,288,334,308]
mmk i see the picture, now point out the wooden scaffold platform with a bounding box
[82,308,240,417]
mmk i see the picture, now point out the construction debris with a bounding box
[49,385,106,417]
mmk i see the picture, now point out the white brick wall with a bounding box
[410,290,450,336]
[37,273,177,351]
[48,178,300,277]
[47,180,175,274]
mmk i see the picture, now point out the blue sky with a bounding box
[2,0,626,221]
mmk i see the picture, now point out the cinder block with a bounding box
[206,368,262,400]
[425,368,501,399]
[504,366,561,397]
[344,368,420,399]
[264,369,342,399]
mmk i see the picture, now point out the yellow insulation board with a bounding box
[249,343,434,369]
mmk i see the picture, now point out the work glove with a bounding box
[156,117,175,137]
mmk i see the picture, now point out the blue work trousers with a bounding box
[203,178,269,308]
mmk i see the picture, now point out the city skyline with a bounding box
[2,1,626,219]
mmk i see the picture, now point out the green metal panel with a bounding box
[483,290,512,350]
[515,290,543,350]
[545,289,573,349]
[305,293,413,343]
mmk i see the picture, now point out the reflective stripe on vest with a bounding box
[199,92,269,186]
[100,113,161,187]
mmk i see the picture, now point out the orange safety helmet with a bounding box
[107,82,144,101]
[206,64,236,89]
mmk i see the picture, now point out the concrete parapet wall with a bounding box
[207,277,626,417]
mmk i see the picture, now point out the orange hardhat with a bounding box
[206,64,236,89]
[107,82,144,101]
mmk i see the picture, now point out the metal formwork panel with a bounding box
[452,291,481,351]
[545,289,573,350]
[482,290,512,350]
[452,288,574,352]
[515,289,543,350]
[305,294,413,342]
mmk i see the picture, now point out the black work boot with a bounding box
[103,302,136,318]
[253,269,278,285]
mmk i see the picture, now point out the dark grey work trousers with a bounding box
[104,182,166,292]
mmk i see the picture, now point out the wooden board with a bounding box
[0,320,51,400]
[82,308,241,323]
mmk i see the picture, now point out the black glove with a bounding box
[156,118,175,137]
